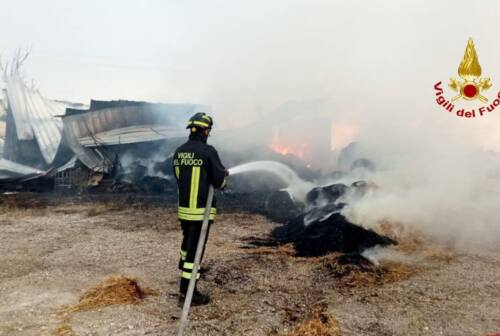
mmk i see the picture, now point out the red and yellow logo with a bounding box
[434,38,500,118]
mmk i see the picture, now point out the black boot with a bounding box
[199,265,210,275]
[178,289,210,307]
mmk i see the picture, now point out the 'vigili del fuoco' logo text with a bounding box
[434,38,500,118]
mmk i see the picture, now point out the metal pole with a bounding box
[177,185,214,336]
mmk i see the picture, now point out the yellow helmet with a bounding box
[186,112,213,130]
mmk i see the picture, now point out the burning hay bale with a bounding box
[274,181,394,256]
[283,304,341,336]
[305,183,348,207]
[272,212,395,257]
[265,190,304,223]
[65,275,157,313]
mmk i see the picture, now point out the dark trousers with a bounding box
[179,220,212,294]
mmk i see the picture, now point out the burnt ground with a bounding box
[0,194,499,336]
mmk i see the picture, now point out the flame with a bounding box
[331,122,360,150]
[458,38,482,81]
[270,130,308,158]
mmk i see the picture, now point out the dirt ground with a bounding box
[0,194,499,336]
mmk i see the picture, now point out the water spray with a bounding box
[228,161,313,202]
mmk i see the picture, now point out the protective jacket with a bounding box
[173,133,227,221]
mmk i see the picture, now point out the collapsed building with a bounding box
[2,98,208,191]
[54,100,208,192]
[0,63,209,191]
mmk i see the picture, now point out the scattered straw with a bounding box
[283,305,341,336]
[376,221,424,254]
[322,253,415,287]
[52,320,77,336]
[421,246,456,263]
[376,221,456,263]
[65,275,157,313]
[248,243,295,256]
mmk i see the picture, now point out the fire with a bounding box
[270,130,308,158]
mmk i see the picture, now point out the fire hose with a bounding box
[177,184,214,336]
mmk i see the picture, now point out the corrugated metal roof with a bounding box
[62,103,207,172]
[5,74,67,164]
[78,125,185,147]
[53,156,77,174]
[62,124,112,172]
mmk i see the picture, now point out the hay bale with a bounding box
[273,213,396,257]
[66,275,157,312]
[283,305,341,336]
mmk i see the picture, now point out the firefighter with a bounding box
[173,112,228,306]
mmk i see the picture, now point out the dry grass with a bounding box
[0,193,48,209]
[65,275,157,313]
[84,203,127,217]
[52,320,77,336]
[283,305,341,336]
[0,193,48,216]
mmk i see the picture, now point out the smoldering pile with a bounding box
[232,172,403,286]
[268,181,396,257]
[220,148,395,260]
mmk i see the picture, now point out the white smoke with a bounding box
[185,1,500,247]
[361,246,419,266]
[342,141,500,247]
[118,149,171,182]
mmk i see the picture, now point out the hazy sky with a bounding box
[1,0,499,129]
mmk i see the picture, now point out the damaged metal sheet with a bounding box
[78,125,185,147]
[53,156,78,174]
[61,125,112,173]
[4,74,67,164]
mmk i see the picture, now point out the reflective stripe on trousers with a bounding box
[181,261,200,280]
[178,206,216,221]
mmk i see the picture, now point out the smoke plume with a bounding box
[167,1,500,247]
